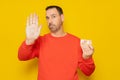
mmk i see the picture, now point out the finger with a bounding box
[26,17,29,27]
[30,14,33,25]
[34,25,42,39]
[89,40,92,44]
[82,40,89,47]
[87,40,92,45]
[86,40,93,49]
[36,14,38,26]
[80,40,87,50]
[84,40,87,43]
[87,40,90,44]
[33,13,36,24]
[34,28,40,39]
[80,39,86,46]
[88,44,94,50]
[80,39,84,44]
[83,45,89,50]
[38,25,42,32]
[26,25,30,37]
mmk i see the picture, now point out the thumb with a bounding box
[38,25,42,32]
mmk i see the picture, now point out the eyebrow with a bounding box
[46,14,56,17]
[46,14,57,18]
[46,16,49,19]
[51,14,56,16]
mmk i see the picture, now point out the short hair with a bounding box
[46,5,63,15]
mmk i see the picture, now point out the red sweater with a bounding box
[18,33,95,80]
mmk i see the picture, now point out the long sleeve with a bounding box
[18,37,40,61]
[78,40,95,76]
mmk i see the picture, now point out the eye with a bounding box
[52,15,56,18]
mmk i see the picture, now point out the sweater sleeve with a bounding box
[77,39,95,76]
[18,36,41,61]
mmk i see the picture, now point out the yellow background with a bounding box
[0,0,120,80]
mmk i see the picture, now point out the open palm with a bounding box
[26,14,42,45]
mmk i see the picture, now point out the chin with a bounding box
[50,29,58,33]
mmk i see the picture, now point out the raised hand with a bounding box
[80,39,94,59]
[26,13,42,45]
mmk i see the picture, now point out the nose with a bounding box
[47,19,53,27]
[48,18,52,24]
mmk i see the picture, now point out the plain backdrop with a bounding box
[0,0,120,80]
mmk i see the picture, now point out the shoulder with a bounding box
[66,33,82,46]
[37,33,51,41]
[67,33,81,41]
[67,33,82,49]
[37,33,50,38]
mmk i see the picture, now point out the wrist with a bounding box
[82,53,92,60]
[25,39,35,45]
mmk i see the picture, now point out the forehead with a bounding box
[46,8,59,16]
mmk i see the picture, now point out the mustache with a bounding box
[49,23,55,27]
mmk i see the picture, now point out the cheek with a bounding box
[46,20,49,24]
[52,19,58,25]
[56,18,61,24]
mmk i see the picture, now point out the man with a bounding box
[18,5,95,80]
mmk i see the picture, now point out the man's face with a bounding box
[46,8,64,33]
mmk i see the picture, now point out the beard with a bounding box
[48,23,61,33]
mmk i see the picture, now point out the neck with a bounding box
[51,26,67,37]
